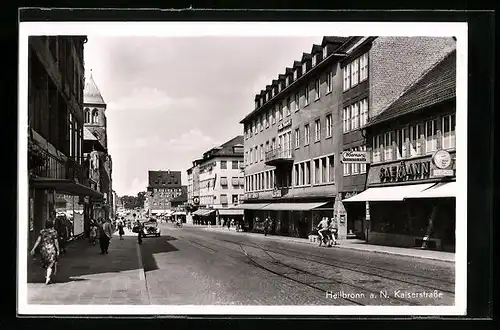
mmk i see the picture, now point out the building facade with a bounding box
[191,136,245,225]
[239,36,350,239]
[343,48,456,251]
[145,170,183,215]
[28,35,102,246]
[338,36,457,239]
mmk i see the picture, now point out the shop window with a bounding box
[425,119,438,154]
[372,135,382,163]
[442,113,456,150]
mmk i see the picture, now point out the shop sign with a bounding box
[193,197,200,205]
[341,150,371,164]
[246,192,259,199]
[277,119,292,131]
[272,187,282,198]
[431,149,454,177]
[379,160,431,183]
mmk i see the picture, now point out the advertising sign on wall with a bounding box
[341,150,371,164]
[431,149,454,177]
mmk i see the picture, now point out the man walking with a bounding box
[98,218,113,255]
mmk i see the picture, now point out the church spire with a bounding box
[84,70,106,105]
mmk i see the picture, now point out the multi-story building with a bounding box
[343,49,456,251]
[335,36,456,241]
[145,170,183,215]
[191,136,245,225]
[28,35,102,245]
[239,36,350,239]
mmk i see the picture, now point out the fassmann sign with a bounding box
[340,150,371,164]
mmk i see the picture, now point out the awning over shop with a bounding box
[30,178,103,199]
[192,209,215,216]
[261,201,329,211]
[172,211,186,215]
[233,203,270,210]
[407,181,457,199]
[217,209,244,216]
[343,183,435,202]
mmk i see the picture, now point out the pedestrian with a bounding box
[98,217,113,255]
[226,218,231,230]
[132,213,143,244]
[30,219,60,285]
[329,218,338,246]
[89,223,97,245]
[263,217,269,236]
[55,213,68,254]
[117,217,125,240]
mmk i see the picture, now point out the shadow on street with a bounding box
[139,236,179,272]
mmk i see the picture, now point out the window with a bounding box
[302,62,307,74]
[260,115,264,131]
[255,100,259,109]
[360,53,369,81]
[343,157,350,176]
[92,109,99,124]
[396,128,408,159]
[272,105,277,124]
[313,159,320,184]
[359,98,369,127]
[442,114,456,150]
[265,111,270,128]
[328,155,335,182]
[343,107,351,133]
[326,114,332,137]
[305,161,311,185]
[294,69,298,80]
[84,108,90,123]
[294,93,300,112]
[312,54,317,67]
[232,194,238,204]
[384,132,394,161]
[221,160,227,169]
[286,97,291,116]
[305,85,310,105]
[272,138,276,151]
[295,128,300,148]
[372,135,382,163]
[321,157,327,183]
[232,161,238,169]
[326,71,333,93]
[294,164,299,186]
[278,82,282,92]
[351,58,359,87]
[220,194,228,205]
[323,46,328,59]
[304,124,310,145]
[352,147,360,175]
[425,119,438,153]
[351,102,359,130]
[260,144,264,161]
[315,79,320,100]
[314,119,321,142]
[265,140,269,154]
[410,124,422,157]
[220,177,228,187]
[286,76,291,86]
[343,64,351,91]
[279,103,283,121]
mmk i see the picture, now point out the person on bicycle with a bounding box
[316,217,331,247]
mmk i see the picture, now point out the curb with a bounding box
[200,226,455,264]
[135,242,151,304]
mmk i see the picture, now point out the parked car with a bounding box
[141,220,161,237]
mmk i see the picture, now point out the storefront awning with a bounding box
[343,183,435,202]
[261,202,329,211]
[406,181,456,199]
[233,203,270,210]
[172,211,186,215]
[30,178,103,199]
[192,209,215,216]
[217,209,244,216]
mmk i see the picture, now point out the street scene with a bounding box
[23,29,459,309]
[28,216,454,305]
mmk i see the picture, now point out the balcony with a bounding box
[265,147,294,166]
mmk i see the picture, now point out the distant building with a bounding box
[145,170,183,215]
[190,136,245,226]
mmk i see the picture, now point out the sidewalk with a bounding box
[27,231,149,305]
[191,224,455,263]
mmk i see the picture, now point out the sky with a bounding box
[84,36,323,197]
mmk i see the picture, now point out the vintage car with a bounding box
[141,220,161,237]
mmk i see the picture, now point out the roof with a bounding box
[366,50,456,128]
[293,60,302,68]
[311,44,322,54]
[322,36,350,46]
[202,135,244,160]
[148,170,182,188]
[84,73,106,105]
[83,127,98,141]
[301,53,311,61]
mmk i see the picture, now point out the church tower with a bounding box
[83,71,107,150]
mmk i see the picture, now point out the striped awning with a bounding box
[192,209,215,216]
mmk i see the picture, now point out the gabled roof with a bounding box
[84,73,106,105]
[311,44,322,54]
[285,67,293,74]
[301,53,311,61]
[265,85,272,91]
[203,135,244,160]
[271,79,279,86]
[321,36,350,46]
[293,60,302,68]
[366,50,456,128]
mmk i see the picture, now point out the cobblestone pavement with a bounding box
[140,223,455,306]
[27,230,149,305]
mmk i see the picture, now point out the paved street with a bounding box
[142,222,455,306]
[27,220,455,306]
